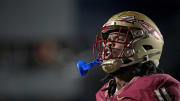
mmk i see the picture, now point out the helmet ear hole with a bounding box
[143,45,153,50]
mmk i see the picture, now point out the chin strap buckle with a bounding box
[144,51,161,61]
[144,55,149,61]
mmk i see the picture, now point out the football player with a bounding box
[92,11,180,101]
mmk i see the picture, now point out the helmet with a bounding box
[93,11,164,73]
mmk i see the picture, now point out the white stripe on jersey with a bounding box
[161,87,172,101]
[154,89,164,101]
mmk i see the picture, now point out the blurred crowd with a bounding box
[0,37,105,101]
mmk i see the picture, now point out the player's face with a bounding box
[103,32,126,60]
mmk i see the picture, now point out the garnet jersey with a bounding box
[96,74,180,101]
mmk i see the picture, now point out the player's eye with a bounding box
[117,36,126,42]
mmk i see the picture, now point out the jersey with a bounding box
[96,74,180,101]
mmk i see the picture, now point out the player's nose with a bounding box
[106,41,115,49]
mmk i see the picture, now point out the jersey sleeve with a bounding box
[153,74,180,101]
[164,78,180,101]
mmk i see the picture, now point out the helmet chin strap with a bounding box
[122,51,161,67]
[110,51,161,74]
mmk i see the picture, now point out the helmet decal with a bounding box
[117,16,136,23]
[116,15,163,41]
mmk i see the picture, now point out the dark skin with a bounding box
[104,32,135,91]
[114,66,135,90]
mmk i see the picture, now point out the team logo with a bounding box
[117,16,163,41]
[117,16,136,23]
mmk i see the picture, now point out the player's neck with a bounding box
[115,67,134,90]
